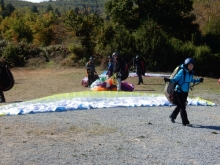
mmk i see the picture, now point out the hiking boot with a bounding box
[183,124,193,127]
[169,115,175,123]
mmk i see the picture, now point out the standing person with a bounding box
[112,52,124,91]
[86,57,97,87]
[164,58,204,127]
[133,55,145,85]
[0,59,6,102]
[106,56,114,78]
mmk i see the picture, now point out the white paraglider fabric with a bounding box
[0,91,216,116]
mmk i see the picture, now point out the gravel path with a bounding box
[1,105,220,165]
[0,68,219,165]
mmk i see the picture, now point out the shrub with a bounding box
[2,44,24,67]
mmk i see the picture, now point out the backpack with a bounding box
[121,58,129,81]
[0,66,14,91]
[164,65,186,105]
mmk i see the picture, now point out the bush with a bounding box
[2,44,24,67]
[134,20,171,71]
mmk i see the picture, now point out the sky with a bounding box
[21,0,49,3]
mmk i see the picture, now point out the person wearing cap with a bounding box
[164,58,204,127]
[112,52,124,91]
[86,57,97,87]
[106,56,114,78]
[133,55,145,85]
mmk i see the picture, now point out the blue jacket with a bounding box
[170,64,200,92]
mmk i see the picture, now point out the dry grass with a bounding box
[3,66,220,105]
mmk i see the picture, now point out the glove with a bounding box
[164,78,170,83]
[199,77,204,83]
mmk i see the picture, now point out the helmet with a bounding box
[112,52,119,57]
[136,55,139,59]
[184,58,195,65]
[89,57,93,61]
[107,56,111,59]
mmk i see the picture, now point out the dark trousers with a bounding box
[88,74,94,87]
[107,70,113,79]
[170,92,189,125]
[0,89,5,102]
[137,72,143,84]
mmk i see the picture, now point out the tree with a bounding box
[105,0,200,41]
[64,1,103,59]
[32,11,58,46]
[0,3,15,18]
[96,21,135,60]
[0,9,33,43]
[134,20,172,71]
[30,5,39,14]
[46,4,53,13]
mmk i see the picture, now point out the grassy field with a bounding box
[3,66,220,105]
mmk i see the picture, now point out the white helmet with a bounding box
[112,52,119,57]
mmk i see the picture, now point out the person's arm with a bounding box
[191,77,203,83]
[86,62,90,69]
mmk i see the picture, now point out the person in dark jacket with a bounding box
[133,55,145,85]
[86,57,97,87]
[164,58,204,127]
[112,52,124,91]
[106,56,114,78]
[0,59,6,102]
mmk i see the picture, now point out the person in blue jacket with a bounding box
[164,58,204,127]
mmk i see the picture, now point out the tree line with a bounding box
[0,0,220,77]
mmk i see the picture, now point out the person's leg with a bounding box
[170,107,180,120]
[140,75,143,84]
[170,92,181,122]
[117,78,121,91]
[137,72,142,85]
[88,75,92,87]
[0,90,5,102]
[178,92,190,125]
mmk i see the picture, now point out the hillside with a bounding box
[5,0,108,14]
